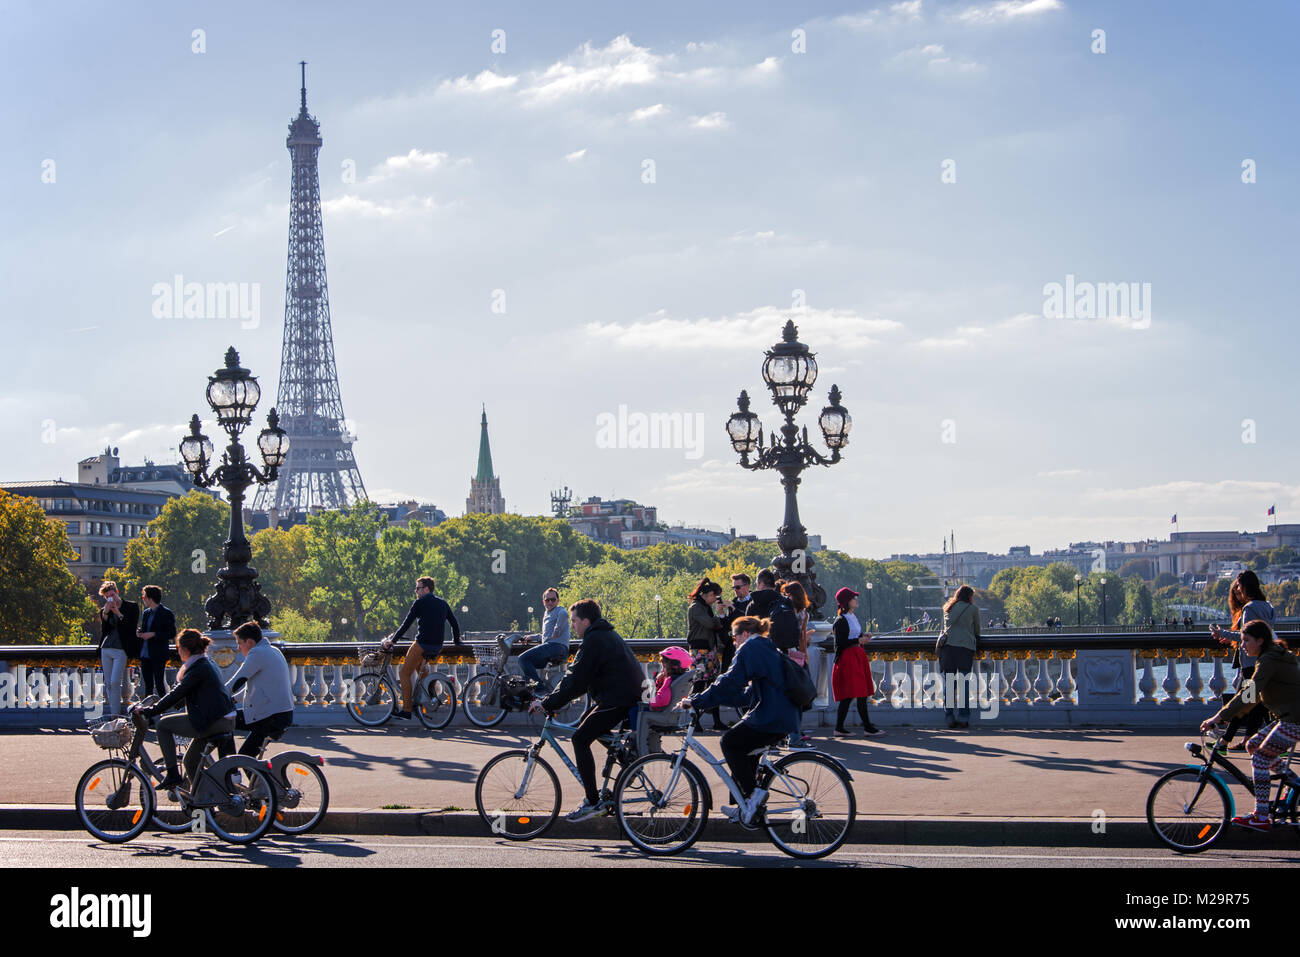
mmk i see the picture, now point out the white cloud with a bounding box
[691,111,730,130]
[1037,469,1084,478]
[628,103,669,122]
[951,0,1064,25]
[436,70,519,95]
[752,56,782,75]
[1085,479,1298,508]
[321,195,436,218]
[364,149,463,183]
[523,35,667,103]
[892,42,984,71]
[730,229,778,244]
[584,305,903,352]
[565,148,587,162]
[835,0,925,30]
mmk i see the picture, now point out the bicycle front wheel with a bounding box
[274,760,329,834]
[206,764,278,845]
[347,672,396,727]
[614,753,707,855]
[416,673,457,731]
[463,673,507,728]
[1146,767,1231,853]
[76,759,154,843]
[475,750,561,840]
[760,752,856,859]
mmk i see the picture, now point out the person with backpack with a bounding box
[686,577,730,732]
[1210,570,1276,750]
[938,585,980,729]
[831,588,881,736]
[682,616,799,818]
[637,646,696,755]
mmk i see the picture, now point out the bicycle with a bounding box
[1146,729,1300,853]
[475,711,640,840]
[76,708,278,845]
[346,645,457,730]
[461,635,586,729]
[613,706,857,859]
[168,725,330,835]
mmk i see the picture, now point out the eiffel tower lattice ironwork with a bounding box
[253,62,367,517]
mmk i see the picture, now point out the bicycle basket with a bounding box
[358,648,388,669]
[89,717,132,750]
[473,644,505,668]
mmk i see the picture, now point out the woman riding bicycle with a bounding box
[135,629,237,791]
[681,615,798,819]
[1199,619,1300,831]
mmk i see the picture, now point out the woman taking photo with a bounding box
[1210,570,1275,749]
[686,577,730,732]
[831,588,881,737]
[938,585,981,729]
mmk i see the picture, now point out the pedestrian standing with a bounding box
[135,585,176,698]
[938,585,981,729]
[831,588,880,736]
[1210,570,1276,750]
[97,581,138,717]
[686,577,730,732]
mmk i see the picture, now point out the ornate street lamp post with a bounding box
[654,594,663,639]
[727,321,851,617]
[1075,573,1083,628]
[179,347,289,629]
[1100,577,1108,626]
[865,582,873,629]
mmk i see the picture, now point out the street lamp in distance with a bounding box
[1074,573,1083,627]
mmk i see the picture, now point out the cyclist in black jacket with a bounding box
[533,599,646,821]
[382,576,464,719]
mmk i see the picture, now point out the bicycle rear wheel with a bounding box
[614,754,707,855]
[205,763,278,845]
[548,694,590,729]
[76,759,154,843]
[463,673,507,728]
[760,752,856,859]
[475,750,561,840]
[416,673,457,731]
[1146,767,1231,853]
[274,759,329,834]
[347,672,396,727]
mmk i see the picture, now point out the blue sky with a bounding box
[3,0,1298,556]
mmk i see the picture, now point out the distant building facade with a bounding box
[466,407,505,515]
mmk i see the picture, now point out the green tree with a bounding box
[560,560,698,639]
[250,523,315,618]
[105,490,228,630]
[1118,558,1155,580]
[1122,575,1154,624]
[1005,576,1070,626]
[0,491,97,643]
[270,608,332,642]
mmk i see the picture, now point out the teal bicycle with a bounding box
[474,712,640,840]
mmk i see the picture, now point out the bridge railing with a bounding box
[0,630,1268,728]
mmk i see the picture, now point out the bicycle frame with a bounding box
[123,714,272,812]
[514,717,630,799]
[1183,735,1298,821]
[653,717,798,824]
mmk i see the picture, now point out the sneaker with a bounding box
[565,800,607,823]
[1231,813,1272,832]
[720,804,742,824]
[833,728,852,737]
[798,733,815,748]
[154,774,183,792]
[862,725,883,736]
[392,709,413,721]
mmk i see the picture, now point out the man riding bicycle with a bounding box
[530,599,645,822]
[382,576,464,720]
[517,587,570,693]
[227,621,295,756]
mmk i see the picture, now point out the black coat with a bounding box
[149,655,235,734]
[99,600,140,658]
[138,604,177,662]
[542,619,645,711]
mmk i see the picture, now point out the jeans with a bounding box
[100,648,127,716]
[519,643,567,689]
[939,645,975,724]
[156,714,236,781]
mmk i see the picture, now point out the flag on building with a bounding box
[1268,505,1276,516]
[1171,514,1177,524]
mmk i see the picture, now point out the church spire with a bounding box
[467,405,505,515]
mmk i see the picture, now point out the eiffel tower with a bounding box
[253,63,367,520]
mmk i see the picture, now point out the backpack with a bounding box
[780,653,817,708]
[768,597,800,651]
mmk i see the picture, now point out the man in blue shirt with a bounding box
[518,587,570,692]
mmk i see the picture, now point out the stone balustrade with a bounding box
[0,630,1260,728]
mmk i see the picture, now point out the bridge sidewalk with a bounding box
[1,725,1292,849]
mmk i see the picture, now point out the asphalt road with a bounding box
[1,831,1290,868]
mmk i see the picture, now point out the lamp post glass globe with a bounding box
[205,347,261,430]
[256,408,290,470]
[818,385,852,450]
[726,391,762,455]
[179,415,214,479]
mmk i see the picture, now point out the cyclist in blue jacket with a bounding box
[683,615,798,816]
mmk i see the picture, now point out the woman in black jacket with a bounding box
[686,577,730,732]
[138,629,237,790]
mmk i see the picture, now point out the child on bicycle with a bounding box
[637,646,695,755]
[1200,620,1300,831]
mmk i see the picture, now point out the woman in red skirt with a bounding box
[831,588,881,737]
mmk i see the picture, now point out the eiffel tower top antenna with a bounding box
[300,61,307,111]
